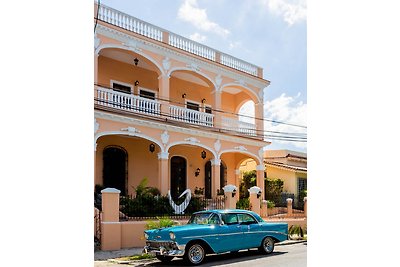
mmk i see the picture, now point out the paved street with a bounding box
[94,242,306,267]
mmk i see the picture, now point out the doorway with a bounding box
[170,156,187,201]
[103,146,127,195]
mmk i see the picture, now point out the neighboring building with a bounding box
[240,150,307,205]
[94,3,270,200]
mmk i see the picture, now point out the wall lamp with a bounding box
[201,98,206,103]
[134,58,139,66]
[195,168,200,177]
[257,191,262,199]
[149,143,155,153]
[182,93,186,98]
[201,150,206,159]
[134,80,139,86]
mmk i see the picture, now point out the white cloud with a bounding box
[189,32,207,42]
[178,0,230,37]
[264,93,307,148]
[261,0,307,26]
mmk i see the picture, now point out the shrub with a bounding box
[145,217,178,230]
[236,198,250,210]
[266,200,275,208]
[288,225,307,240]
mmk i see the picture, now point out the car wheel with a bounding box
[259,237,275,254]
[156,254,174,263]
[184,242,206,265]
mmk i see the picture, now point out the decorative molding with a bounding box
[121,126,141,134]
[162,57,171,71]
[214,139,221,153]
[211,158,221,166]
[94,118,99,133]
[222,184,237,193]
[122,39,141,52]
[94,142,97,152]
[161,130,170,145]
[215,74,222,87]
[234,145,247,151]
[258,148,264,160]
[101,188,121,194]
[256,164,265,171]
[158,151,169,160]
[96,25,269,90]
[94,34,101,50]
[94,111,269,148]
[187,62,200,72]
[248,186,261,194]
[184,137,200,143]
[236,79,247,86]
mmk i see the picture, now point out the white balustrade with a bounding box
[221,116,257,136]
[169,105,214,127]
[168,33,216,61]
[220,53,259,76]
[98,4,163,42]
[95,86,161,116]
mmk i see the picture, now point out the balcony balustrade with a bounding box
[96,3,262,78]
[95,86,257,137]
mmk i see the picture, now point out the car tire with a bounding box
[259,237,275,254]
[156,254,174,263]
[184,242,206,265]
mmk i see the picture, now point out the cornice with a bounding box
[96,24,269,90]
[94,110,268,148]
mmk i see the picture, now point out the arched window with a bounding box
[103,146,128,195]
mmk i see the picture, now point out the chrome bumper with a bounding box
[143,241,185,257]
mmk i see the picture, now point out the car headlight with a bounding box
[169,232,176,240]
[144,233,149,240]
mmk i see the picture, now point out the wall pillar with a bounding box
[304,197,307,217]
[256,164,265,199]
[260,200,268,218]
[101,188,121,251]
[211,159,221,198]
[213,89,222,128]
[248,186,262,215]
[287,198,293,216]
[234,169,241,201]
[223,184,237,209]
[158,152,169,195]
[158,74,170,117]
[255,102,263,136]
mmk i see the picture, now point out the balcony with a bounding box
[94,86,257,137]
[95,3,262,78]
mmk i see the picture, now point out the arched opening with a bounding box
[103,146,128,195]
[170,156,187,201]
[204,160,227,199]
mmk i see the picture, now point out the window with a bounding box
[111,82,131,94]
[186,101,200,111]
[237,213,257,225]
[139,89,156,100]
[222,213,238,225]
[204,106,212,114]
[298,178,307,194]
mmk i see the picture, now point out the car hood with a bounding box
[145,223,211,241]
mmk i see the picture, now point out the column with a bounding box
[213,89,222,129]
[211,158,221,198]
[256,164,265,199]
[101,188,121,251]
[234,169,241,201]
[255,102,263,137]
[94,53,99,85]
[287,198,293,216]
[158,152,169,195]
[158,74,170,117]
[248,186,262,215]
[223,184,237,209]
[303,197,307,217]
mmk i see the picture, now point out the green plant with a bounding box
[236,198,250,210]
[266,200,275,208]
[132,177,161,198]
[239,170,257,198]
[145,217,178,230]
[194,187,204,195]
[265,178,284,204]
[288,225,307,240]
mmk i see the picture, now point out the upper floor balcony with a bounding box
[94,3,269,140]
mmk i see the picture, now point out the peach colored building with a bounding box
[94,3,270,201]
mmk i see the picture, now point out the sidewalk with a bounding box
[94,239,306,261]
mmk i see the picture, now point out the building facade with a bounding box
[94,3,270,200]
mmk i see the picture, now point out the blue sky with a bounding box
[99,0,307,152]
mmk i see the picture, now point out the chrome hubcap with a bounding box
[263,238,273,252]
[189,244,204,263]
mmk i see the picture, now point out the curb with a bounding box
[276,239,307,246]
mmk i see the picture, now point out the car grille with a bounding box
[146,241,174,250]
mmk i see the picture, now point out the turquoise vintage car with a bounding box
[143,209,288,265]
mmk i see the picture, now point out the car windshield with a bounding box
[188,212,220,225]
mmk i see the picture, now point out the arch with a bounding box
[219,149,262,167]
[167,67,217,89]
[95,131,164,153]
[220,83,261,104]
[95,43,165,76]
[103,145,128,195]
[236,99,255,115]
[166,141,217,159]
